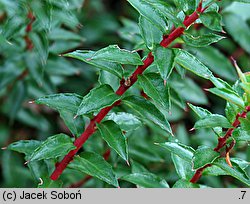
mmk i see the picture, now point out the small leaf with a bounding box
[233,128,250,141]
[122,96,172,134]
[213,158,250,186]
[156,142,195,161]
[138,73,170,111]
[127,0,167,33]
[188,104,212,118]
[192,146,220,170]
[194,114,232,129]
[97,121,128,161]
[174,49,214,79]
[77,84,121,116]
[7,140,41,156]
[121,172,169,188]
[64,50,123,78]
[68,152,119,187]
[182,33,224,47]
[173,0,197,15]
[91,45,143,65]
[139,16,163,50]
[28,134,76,162]
[200,11,222,31]
[153,46,176,80]
[36,93,85,136]
[208,88,245,108]
[105,112,142,131]
[171,154,193,180]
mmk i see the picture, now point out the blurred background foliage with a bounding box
[0,0,249,187]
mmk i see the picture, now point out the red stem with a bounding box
[190,106,250,183]
[50,7,203,181]
[24,11,35,51]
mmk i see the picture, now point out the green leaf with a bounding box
[213,158,250,186]
[122,96,172,134]
[121,173,169,188]
[173,0,197,14]
[200,11,222,31]
[156,142,195,161]
[138,73,170,111]
[64,50,123,78]
[127,0,167,33]
[97,121,128,161]
[77,84,121,116]
[91,45,143,65]
[139,16,163,50]
[174,49,214,79]
[182,33,224,47]
[173,179,199,188]
[28,134,76,162]
[105,112,142,131]
[187,46,237,81]
[171,154,193,180]
[233,128,250,141]
[145,0,183,26]
[35,93,85,137]
[188,103,212,118]
[194,114,232,129]
[153,46,176,80]
[68,152,119,187]
[192,146,220,170]
[223,13,250,54]
[208,88,245,108]
[7,140,41,156]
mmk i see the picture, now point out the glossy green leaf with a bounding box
[208,87,245,108]
[97,121,128,161]
[173,0,197,14]
[91,45,143,65]
[200,11,222,31]
[171,154,193,180]
[7,140,41,156]
[174,49,214,79]
[187,46,237,81]
[139,16,163,50]
[233,128,250,141]
[68,152,119,187]
[188,103,212,118]
[28,134,75,162]
[64,50,123,78]
[35,93,85,136]
[213,158,250,186]
[77,84,121,116]
[122,96,172,134]
[127,0,167,33]
[192,146,220,170]
[145,0,183,26]
[121,173,169,188]
[106,112,142,131]
[182,33,224,47]
[138,73,170,111]
[194,114,231,129]
[153,47,176,80]
[156,142,195,161]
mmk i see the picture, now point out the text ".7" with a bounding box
[239,191,247,200]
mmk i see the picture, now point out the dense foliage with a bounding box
[0,0,250,188]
